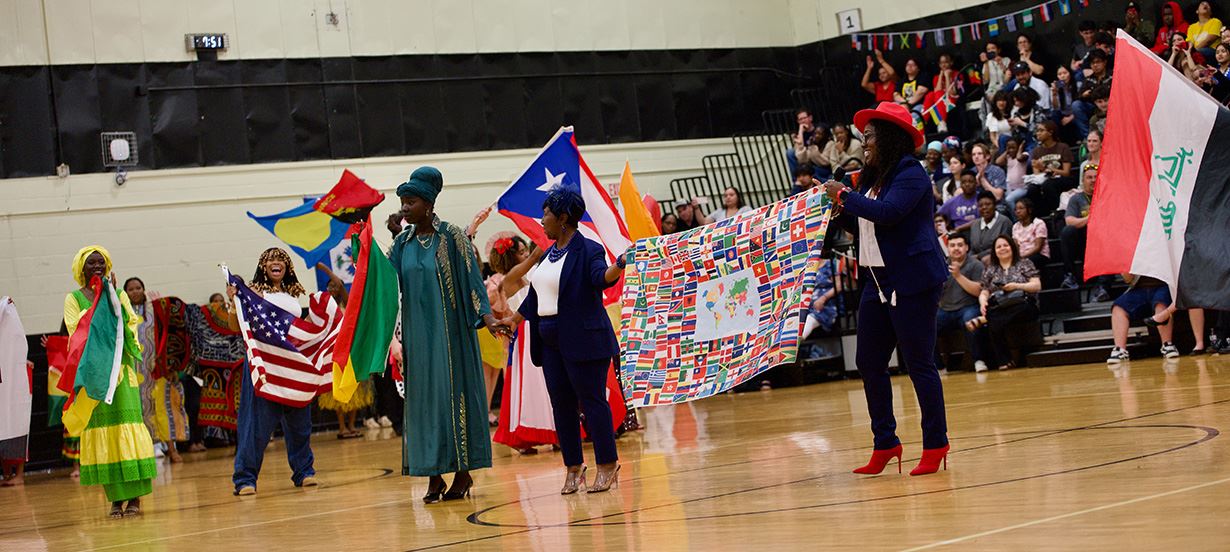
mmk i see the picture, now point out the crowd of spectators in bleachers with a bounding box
[658,2,1230,373]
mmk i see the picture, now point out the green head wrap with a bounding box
[396,166,443,203]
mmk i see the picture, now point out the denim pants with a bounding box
[232,365,315,489]
[936,304,985,368]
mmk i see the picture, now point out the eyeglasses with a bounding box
[862,131,877,142]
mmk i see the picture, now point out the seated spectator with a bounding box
[1059,164,1110,300]
[1124,2,1156,48]
[1071,20,1098,73]
[1087,85,1111,135]
[1012,198,1049,268]
[971,142,1006,203]
[1152,2,1190,56]
[934,214,951,253]
[1004,61,1051,111]
[970,191,1013,262]
[981,41,1013,96]
[1204,43,1230,103]
[674,200,702,232]
[1026,121,1076,214]
[939,169,980,232]
[985,91,1013,150]
[1016,34,1046,77]
[794,124,834,179]
[660,213,679,234]
[1051,66,1081,140]
[1092,31,1116,66]
[861,50,898,105]
[936,234,988,373]
[801,257,839,341]
[1007,87,1044,152]
[787,109,819,175]
[929,53,964,132]
[976,235,1042,370]
[791,164,820,196]
[1107,274,1181,362]
[934,154,966,205]
[998,137,1030,207]
[1073,49,1112,138]
[699,187,751,224]
[1167,32,1205,80]
[923,141,945,184]
[1188,2,1222,62]
[893,58,930,116]
[1080,128,1102,172]
[821,123,864,172]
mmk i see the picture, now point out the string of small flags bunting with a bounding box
[851,0,1095,52]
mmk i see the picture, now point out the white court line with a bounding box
[901,476,1230,551]
[78,380,1230,551]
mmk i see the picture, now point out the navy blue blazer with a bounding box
[830,156,948,298]
[518,234,620,365]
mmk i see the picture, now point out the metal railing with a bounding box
[667,133,795,213]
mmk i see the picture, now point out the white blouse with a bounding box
[858,190,885,267]
[530,252,567,317]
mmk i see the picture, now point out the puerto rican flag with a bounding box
[497,127,631,305]
[1086,30,1230,309]
[228,272,342,407]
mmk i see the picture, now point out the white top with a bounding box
[708,206,752,223]
[530,252,567,317]
[264,291,301,317]
[858,190,885,268]
[985,112,1012,137]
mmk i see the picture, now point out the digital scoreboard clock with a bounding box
[184,33,228,51]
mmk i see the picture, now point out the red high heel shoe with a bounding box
[909,444,950,476]
[852,445,903,474]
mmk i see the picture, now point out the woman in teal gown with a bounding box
[389,166,507,503]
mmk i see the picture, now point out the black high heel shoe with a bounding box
[423,477,446,504]
[443,472,473,501]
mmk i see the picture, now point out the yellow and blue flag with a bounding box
[248,201,351,268]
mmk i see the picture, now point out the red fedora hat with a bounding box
[853,102,925,149]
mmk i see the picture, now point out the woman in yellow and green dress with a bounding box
[65,246,156,518]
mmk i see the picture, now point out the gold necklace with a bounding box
[416,231,436,249]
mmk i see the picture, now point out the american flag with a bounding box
[229,273,342,407]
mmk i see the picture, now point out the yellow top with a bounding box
[1188,18,1223,49]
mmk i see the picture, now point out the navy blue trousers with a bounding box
[856,280,949,450]
[539,318,618,467]
[232,365,315,489]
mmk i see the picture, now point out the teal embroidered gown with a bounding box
[389,217,493,476]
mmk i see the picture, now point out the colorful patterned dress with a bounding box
[132,301,190,444]
[65,290,157,502]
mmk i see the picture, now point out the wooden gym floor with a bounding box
[4,357,1230,551]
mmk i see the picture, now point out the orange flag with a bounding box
[617,161,660,240]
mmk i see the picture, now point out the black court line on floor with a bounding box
[401,397,1230,551]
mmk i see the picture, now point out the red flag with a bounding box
[313,169,385,224]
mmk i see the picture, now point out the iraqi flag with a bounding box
[1086,30,1230,309]
[496,127,632,305]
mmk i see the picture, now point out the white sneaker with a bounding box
[378,416,393,428]
[1160,342,1180,358]
[153,442,165,458]
[974,360,988,373]
[1107,347,1130,363]
[363,418,380,429]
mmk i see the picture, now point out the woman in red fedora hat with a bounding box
[821,102,952,476]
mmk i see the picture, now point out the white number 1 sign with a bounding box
[837,8,862,35]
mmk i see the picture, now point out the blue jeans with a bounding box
[1071,100,1094,139]
[936,304,985,367]
[232,365,315,490]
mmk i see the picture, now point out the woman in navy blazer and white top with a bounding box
[822,102,952,476]
[499,186,626,494]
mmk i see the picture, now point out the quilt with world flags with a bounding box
[618,188,832,406]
